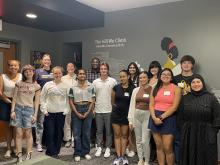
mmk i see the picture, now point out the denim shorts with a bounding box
[10,104,35,128]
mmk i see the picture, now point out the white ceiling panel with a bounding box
[76,0,183,12]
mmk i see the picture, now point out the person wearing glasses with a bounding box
[148,68,181,165]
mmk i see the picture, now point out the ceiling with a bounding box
[0,0,183,32]
[1,0,104,32]
[76,0,183,12]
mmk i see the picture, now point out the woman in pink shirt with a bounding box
[148,68,181,165]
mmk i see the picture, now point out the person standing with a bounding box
[126,62,140,157]
[10,65,41,163]
[128,71,152,165]
[35,53,53,152]
[177,75,220,165]
[148,61,162,162]
[69,69,95,162]
[86,57,100,147]
[93,62,117,158]
[0,60,22,158]
[148,68,181,165]
[86,57,100,83]
[111,70,135,165]
[61,63,77,147]
[40,66,69,158]
[174,55,196,164]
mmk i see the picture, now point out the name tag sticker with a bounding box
[143,94,149,98]
[124,92,129,97]
[164,91,171,96]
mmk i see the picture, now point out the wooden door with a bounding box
[0,42,16,142]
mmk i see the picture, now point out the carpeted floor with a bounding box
[0,142,158,165]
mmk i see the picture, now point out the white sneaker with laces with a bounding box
[37,144,43,152]
[85,154,92,160]
[113,157,120,165]
[4,150,11,158]
[104,147,111,158]
[74,156,80,162]
[95,147,102,157]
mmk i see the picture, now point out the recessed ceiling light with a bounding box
[26,13,37,19]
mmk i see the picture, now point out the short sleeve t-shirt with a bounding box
[15,81,41,107]
[111,84,134,124]
[174,74,195,95]
[93,77,117,113]
[36,68,54,88]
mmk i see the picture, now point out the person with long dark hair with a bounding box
[111,70,135,165]
[127,62,140,87]
[148,60,162,163]
[128,71,152,165]
[126,62,140,157]
[148,68,181,165]
[148,61,162,87]
[177,74,220,165]
[69,69,95,162]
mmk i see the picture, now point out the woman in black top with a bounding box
[178,74,220,165]
[111,70,135,165]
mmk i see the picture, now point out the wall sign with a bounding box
[95,37,127,48]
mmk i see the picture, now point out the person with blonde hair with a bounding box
[40,66,69,158]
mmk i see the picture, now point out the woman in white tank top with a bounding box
[0,60,22,158]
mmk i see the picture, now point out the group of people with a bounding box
[0,54,219,165]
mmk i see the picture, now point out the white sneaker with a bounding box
[25,152,32,160]
[122,156,129,165]
[104,147,111,158]
[85,154,92,160]
[16,152,23,164]
[127,150,135,157]
[95,147,102,157]
[138,159,144,165]
[74,156,80,162]
[37,144,43,152]
[113,157,120,165]
[4,150,11,158]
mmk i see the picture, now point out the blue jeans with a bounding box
[72,104,93,156]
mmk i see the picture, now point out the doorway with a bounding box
[62,42,82,70]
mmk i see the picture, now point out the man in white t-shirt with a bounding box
[93,62,117,158]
